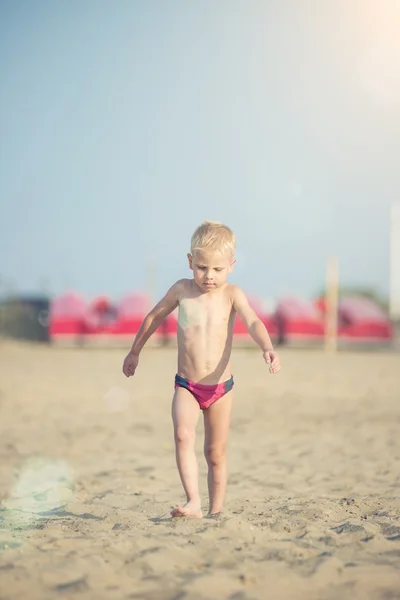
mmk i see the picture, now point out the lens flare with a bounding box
[104,386,130,412]
[1,456,75,529]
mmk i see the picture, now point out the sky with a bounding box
[1,0,400,305]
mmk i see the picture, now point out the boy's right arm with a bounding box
[122,280,183,377]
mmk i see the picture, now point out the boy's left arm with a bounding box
[232,286,280,374]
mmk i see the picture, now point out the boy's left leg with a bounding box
[203,391,233,515]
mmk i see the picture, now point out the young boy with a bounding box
[122,221,280,518]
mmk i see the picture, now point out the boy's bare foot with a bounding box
[171,501,203,518]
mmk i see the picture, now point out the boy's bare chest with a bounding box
[178,296,232,329]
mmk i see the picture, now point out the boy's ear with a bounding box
[229,257,236,273]
[187,253,193,270]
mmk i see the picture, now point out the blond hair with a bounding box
[190,221,236,256]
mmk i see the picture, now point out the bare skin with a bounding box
[122,248,281,517]
[171,386,202,517]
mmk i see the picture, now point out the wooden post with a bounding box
[390,204,400,321]
[325,257,339,352]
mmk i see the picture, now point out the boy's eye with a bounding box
[215,268,223,272]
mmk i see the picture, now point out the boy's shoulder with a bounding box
[227,283,245,299]
[170,278,192,298]
[174,278,192,289]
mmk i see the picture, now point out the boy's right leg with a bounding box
[171,387,202,517]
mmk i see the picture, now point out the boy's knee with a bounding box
[174,426,195,446]
[204,444,226,467]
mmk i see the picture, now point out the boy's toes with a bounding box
[170,503,203,518]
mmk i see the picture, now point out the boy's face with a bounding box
[188,249,236,293]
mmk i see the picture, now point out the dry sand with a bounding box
[0,340,399,600]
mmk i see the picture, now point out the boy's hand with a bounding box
[123,351,139,377]
[263,350,280,374]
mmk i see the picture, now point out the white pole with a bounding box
[390,203,400,321]
[325,257,339,352]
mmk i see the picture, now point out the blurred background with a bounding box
[1,0,400,349]
[1,6,400,599]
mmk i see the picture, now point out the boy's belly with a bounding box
[177,325,233,384]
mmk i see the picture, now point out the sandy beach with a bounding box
[0,340,399,600]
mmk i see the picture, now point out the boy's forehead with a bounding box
[192,248,233,264]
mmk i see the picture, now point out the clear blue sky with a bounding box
[1,0,399,303]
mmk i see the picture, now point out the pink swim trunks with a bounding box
[174,374,234,410]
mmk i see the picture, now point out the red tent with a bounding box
[49,291,87,341]
[275,297,325,343]
[84,296,117,334]
[338,297,393,342]
[113,292,151,337]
